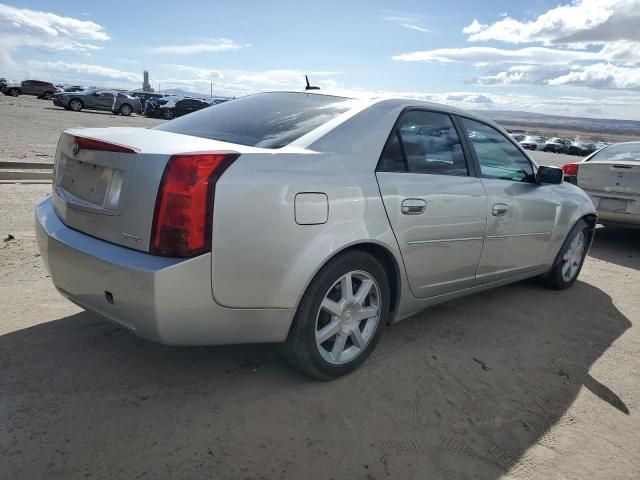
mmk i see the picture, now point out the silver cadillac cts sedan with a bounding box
[36,92,597,379]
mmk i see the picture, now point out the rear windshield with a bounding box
[153,92,354,148]
[589,143,640,162]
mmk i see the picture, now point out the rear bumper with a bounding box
[35,196,294,345]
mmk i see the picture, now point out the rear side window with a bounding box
[589,143,640,162]
[378,110,469,176]
[461,118,536,183]
[154,92,354,148]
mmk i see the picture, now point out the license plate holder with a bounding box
[59,157,116,207]
[598,197,628,212]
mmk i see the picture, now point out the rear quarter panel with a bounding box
[210,152,404,309]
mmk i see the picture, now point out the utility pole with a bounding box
[210,82,213,98]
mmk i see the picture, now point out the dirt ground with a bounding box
[1,98,639,480]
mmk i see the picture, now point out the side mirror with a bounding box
[538,165,563,185]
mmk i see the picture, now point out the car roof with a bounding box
[261,91,506,131]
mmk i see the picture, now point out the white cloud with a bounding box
[392,46,599,66]
[24,60,140,84]
[383,15,431,33]
[548,63,640,90]
[464,0,639,46]
[469,65,574,86]
[0,3,109,63]
[150,39,242,55]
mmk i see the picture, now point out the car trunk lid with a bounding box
[51,127,253,252]
[578,160,640,197]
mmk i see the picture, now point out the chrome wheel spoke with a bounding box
[350,327,365,348]
[332,333,348,361]
[354,278,373,306]
[340,274,354,302]
[316,320,340,344]
[355,305,378,322]
[321,298,342,316]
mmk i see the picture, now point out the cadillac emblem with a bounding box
[72,141,80,155]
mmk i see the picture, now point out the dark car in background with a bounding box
[130,91,167,110]
[144,96,211,119]
[543,138,571,153]
[567,141,597,156]
[52,89,142,116]
[2,80,58,99]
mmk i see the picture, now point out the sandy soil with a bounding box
[1,100,639,480]
[0,95,162,163]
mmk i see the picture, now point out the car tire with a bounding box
[42,92,53,100]
[69,99,83,112]
[120,104,132,116]
[543,219,590,290]
[280,250,390,380]
[8,88,19,97]
[162,109,174,120]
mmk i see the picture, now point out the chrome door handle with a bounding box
[492,203,510,216]
[401,198,427,215]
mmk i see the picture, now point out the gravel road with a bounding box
[1,96,639,480]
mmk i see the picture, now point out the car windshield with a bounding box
[153,92,356,148]
[589,143,640,162]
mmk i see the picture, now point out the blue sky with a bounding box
[2,0,640,119]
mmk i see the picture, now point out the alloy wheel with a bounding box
[70,100,82,111]
[561,230,585,281]
[121,105,131,115]
[314,270,381,365]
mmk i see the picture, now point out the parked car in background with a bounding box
[205,97,231,106]
[519,135,545,150]
[0,77,7,91]
[144,96,210,119]
[543,138,571,153]
[510,133,526,142]
[130,91,167,110]
[2,80,58,99]
[63,85,86,92]
[567,141,597,156]
[36,92,596,379]
[52,89,142,116]
[563,142,639,228]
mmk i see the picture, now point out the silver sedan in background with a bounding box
[52,89,142,116]
[36,92,596,379]
[563,142,640,228]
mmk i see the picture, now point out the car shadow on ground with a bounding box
[589,226,640,270]
[0,280,630,479]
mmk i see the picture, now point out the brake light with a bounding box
[562,163,579,176]
[73,136,139,154]
[151,152,239,257]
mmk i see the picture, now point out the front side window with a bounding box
[378,110,468,176]
[462,118,535,183]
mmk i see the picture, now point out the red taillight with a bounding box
[151,152,239,257]
[562,163,579,176]
[73,136,139,154]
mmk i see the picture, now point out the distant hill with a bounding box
[476,110,640,140]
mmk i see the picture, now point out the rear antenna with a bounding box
[305,75,320,91]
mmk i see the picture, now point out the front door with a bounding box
[376,109,487,299]
[92,91,115,111]
[459,117,559,283]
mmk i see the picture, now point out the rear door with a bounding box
[21,80,35,95]
[376,109,487,299]
[459,117,558,283]
[91,91,115,111]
